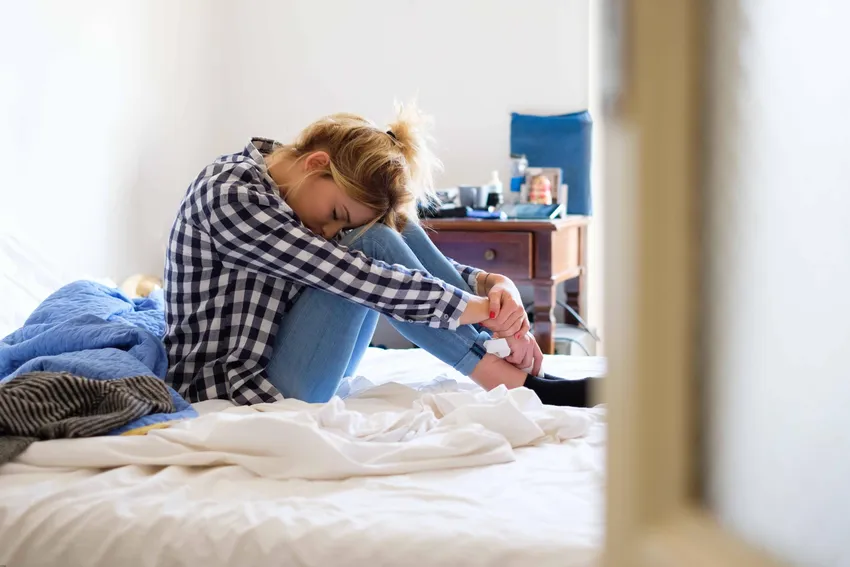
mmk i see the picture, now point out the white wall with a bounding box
[2,0,590,287]
[705,1,850,566]
[0,0,218,282]
[206,0,589,191]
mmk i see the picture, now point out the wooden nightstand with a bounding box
[422,216,590,354]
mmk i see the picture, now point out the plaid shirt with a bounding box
[164,138,476,404]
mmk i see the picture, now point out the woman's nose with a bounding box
[323,223,345,240]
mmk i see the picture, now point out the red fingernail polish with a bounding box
[489,311,495,319]
[516,333,522,339]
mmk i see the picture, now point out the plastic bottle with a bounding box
[485,170,503,208]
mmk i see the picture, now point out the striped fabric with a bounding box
[0,371,175,464]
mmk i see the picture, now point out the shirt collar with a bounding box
[244,137,282,165]
[244,137,298,216]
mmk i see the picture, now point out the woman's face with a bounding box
[280,152,377,239]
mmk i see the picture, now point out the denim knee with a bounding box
[341,223,401,257]
[401,221,427,241]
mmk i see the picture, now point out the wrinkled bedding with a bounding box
[0,350,606,567]
[0,281,196,433]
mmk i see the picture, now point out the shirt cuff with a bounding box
[431,286,470,331]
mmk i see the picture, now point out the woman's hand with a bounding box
[480,274,530,339]
[504,333,544,376]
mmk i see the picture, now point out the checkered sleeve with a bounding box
[448,260,484,296]
[205,185,470,330]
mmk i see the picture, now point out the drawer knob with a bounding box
[484,249,496,261]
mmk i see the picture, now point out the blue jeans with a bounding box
[266,223,491,403]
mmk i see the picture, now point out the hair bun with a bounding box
[387,101,442,210]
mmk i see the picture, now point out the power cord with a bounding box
[556,299,601,343]
[522,302,595,356]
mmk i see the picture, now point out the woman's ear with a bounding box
[303,151,330,172]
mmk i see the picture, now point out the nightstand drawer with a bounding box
[428,231,533,280]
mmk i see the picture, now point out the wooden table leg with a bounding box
[533,281,558,354]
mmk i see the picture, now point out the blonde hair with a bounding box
[269,102,441,232]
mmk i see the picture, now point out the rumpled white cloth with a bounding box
[12,383,594,480]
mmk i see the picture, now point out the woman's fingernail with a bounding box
[516,333,522,339]
[489,311,495,319]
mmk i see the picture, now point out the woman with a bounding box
[163,105,593,407]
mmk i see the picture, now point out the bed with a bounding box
[0,236,607,567]
[0,348,605,567]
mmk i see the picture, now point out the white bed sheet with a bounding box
[0,349,606,567]
[351,347,607,389]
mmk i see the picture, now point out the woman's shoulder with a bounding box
[199,149,268,187]
[181,142,288,219]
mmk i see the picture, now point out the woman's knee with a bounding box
[401,221,428,241]
[342,223,403,257]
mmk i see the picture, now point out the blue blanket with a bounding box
[0,281,196,434]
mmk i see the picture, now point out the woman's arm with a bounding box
[448,259,483,294]
[447,255,530,337]
[475,271,493,296]
[475,271,530,339]
[446,259,516,298]
[204,184,490,330]
[449,263,516,300]
[458,294,490,326]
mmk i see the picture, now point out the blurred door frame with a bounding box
[601,1,786,566]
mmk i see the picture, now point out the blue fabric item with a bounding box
[0,281,196,434]
[510,110,593,215]
[266,223,491,404]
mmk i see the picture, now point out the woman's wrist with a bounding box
[476,271,505,296]
[458,295,490,326]
[475,271,489,296]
